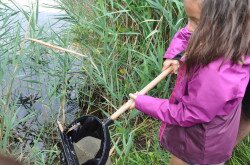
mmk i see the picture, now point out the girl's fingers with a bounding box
[162,65,167,71]
[163,60,180,73]
[129,93,137,109]
[173,60,179,65]
[162,61,171,71]
[129,93,137,100]
[129,102,135,110]
[173,63,180,74]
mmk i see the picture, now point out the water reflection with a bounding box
[0,0,82,152]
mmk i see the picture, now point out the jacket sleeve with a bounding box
[164,26,192,59]
[135,62,242,127]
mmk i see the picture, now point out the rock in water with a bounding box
[73,136,112,165]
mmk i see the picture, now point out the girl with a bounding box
[164,0,250,157]
[130,0,250,164]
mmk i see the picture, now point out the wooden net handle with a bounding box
[110,67,173,120]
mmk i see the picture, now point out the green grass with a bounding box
[229,136,250,165]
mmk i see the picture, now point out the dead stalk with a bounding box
[27,38,88,58]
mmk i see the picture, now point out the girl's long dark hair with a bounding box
[186,0,250,72]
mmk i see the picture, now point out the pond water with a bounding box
[0,0,82,149]
[2,0,68,31]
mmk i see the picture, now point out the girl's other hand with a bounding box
[129,92,139,109]
[162,59,180,74]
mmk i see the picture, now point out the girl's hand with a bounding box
[162,59,180,74]
[129,92,139,109]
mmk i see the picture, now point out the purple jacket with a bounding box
[163,26,191,59]
[135,27,250,164]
